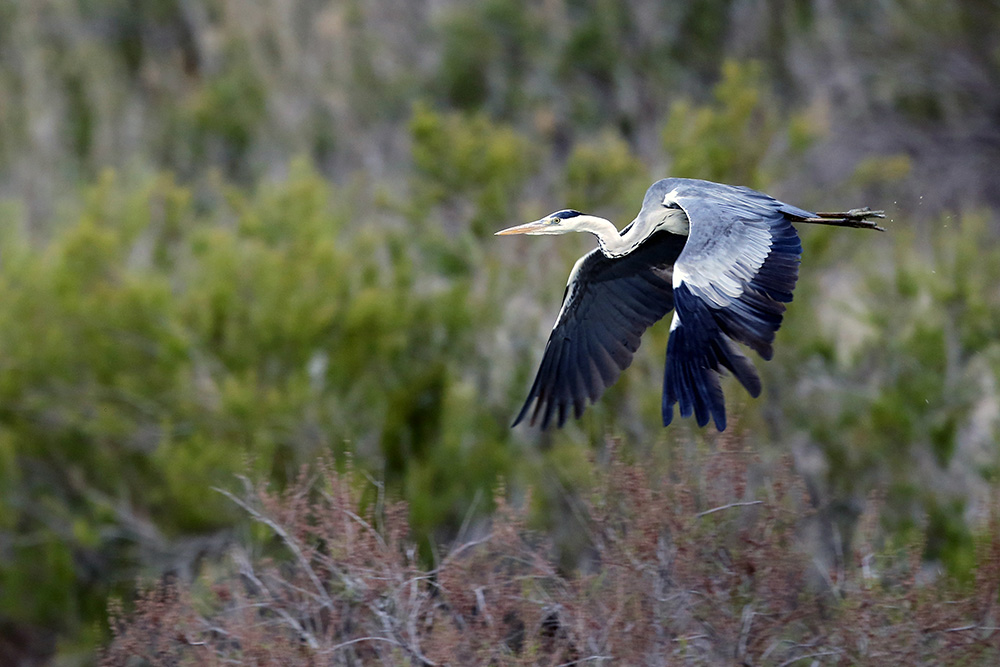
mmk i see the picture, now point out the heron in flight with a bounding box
[496,178,884,431]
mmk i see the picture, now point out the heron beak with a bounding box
[494,218,551,236]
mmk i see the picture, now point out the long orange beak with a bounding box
[494,219,550,236]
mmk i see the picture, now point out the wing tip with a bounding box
[662,299,738,433]
[510,397,576,430]
[661,399,674,427]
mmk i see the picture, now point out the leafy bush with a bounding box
[436,0,541,113]
[662,60,788,188]
[563,130,648,213]
[773,212,1000,576]
[408,103,538,234]
[0,160,514,648]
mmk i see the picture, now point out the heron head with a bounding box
[495,209,584,236]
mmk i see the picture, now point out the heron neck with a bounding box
[576,215,660,258]
[579,210,689,258]
[572,215,630,256]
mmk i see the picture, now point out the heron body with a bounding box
[496,178,884,431]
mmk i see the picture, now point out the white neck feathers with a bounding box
[575,209,689,258]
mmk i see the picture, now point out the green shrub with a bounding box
[774,212,1000,576]
[436,0,540,112]
[0,160,516,647]
[662,60,792,188]
[563,130,648,213]
[409,103,538,233]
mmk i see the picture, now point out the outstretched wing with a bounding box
[661,182,806,431]
[514,230,688,429]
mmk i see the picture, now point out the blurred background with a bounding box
[1,0,999,662]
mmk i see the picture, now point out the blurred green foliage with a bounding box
[409,103,537,234]
[0,159,516,646]
[564,131,649,212]
[187,41,267,174]
[773,212,1000,576]
[663,60,788,188]
[1,0,999,661]
[437,0,541,113]
[559,1,630,88]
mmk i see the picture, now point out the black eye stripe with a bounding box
[551,209,582,219]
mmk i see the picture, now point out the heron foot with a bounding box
[802,207,886,232]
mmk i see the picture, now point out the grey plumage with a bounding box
[496,178,884,431]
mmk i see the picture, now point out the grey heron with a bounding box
[496,177,884,431]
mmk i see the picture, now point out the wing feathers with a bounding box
[513,231,686,428]
[513,178,808,431]
[662,182,804,430]
[663,285,765,430]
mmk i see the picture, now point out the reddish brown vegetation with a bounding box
[103,439,1000,665]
